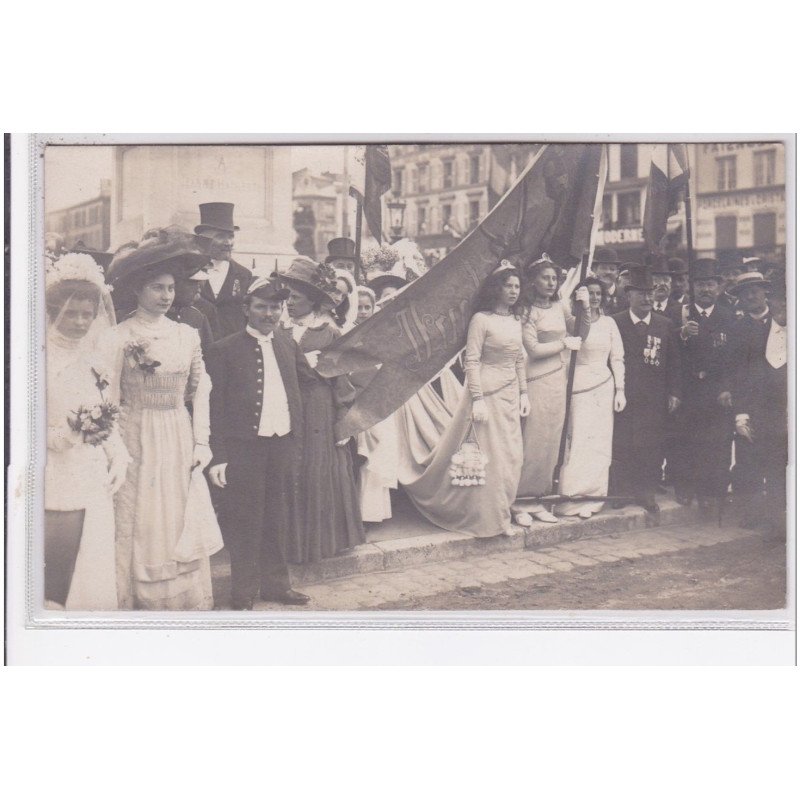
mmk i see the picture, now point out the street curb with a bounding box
[211,500,700,588]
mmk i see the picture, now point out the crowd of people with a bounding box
[43,202,788,612]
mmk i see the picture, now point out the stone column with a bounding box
[111,144,296,275]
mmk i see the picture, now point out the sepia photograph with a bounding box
[31,137,791,617]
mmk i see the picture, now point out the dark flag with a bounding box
[642,143,690,256]
[349,144,391,243]
[317,144,606,440]
[487,143,543,208]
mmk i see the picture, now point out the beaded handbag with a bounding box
[449,421,488,487]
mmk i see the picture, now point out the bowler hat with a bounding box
[690,258,722,283]
[281,256,339,306]
[731,271,771,295]
[194,202,240,234]
[325,237,358,263]
[667,257,688,276]
[594,247,621,265]
[368,273,408,298]
[246,275,289,302]
[621,262,654,292]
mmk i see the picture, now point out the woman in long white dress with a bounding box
[45,253,129,610]
[556,277,626,518]
[514,255,589,523]
[103,227,223,610]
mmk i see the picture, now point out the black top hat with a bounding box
[368,273,408,297]
[621,262,654,292]
[194,202,240,234]
[325,237,358,263]
[690,258,721,283]
[593,247,621,265]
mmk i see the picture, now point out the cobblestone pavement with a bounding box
[248,522,787,612]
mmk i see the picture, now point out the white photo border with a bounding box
[9,132,796,635]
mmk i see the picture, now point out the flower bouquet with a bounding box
[124,339,161,375]
[67,402,120,447]
[449,423,488,487]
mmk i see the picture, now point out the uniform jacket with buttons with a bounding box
[206,328,318,466]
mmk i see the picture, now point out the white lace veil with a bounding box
[45,253,116,355]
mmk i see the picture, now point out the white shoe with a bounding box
[533,510,558,524]
[514,512,534,527]
[578,509,593,520]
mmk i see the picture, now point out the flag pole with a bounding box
[353,193,363,285]
[342,145,351,239]
[550,250,590,504]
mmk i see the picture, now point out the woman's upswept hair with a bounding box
[572,276,607,303]
[521,255,561,305]
[472,267,526,319]
[45,279,102,321]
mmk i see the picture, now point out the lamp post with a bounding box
[387,193,407,243]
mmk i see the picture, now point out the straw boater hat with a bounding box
[621,262,654,292]
[194,202,240,235]
[280,256,339,306]
[730,271,771,295]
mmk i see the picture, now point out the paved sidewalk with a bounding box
[250,521,767,611]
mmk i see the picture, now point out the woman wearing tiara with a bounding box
[401,262,530,537]
[44,252,129,610]
[514,254,590,524]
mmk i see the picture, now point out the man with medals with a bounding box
[610,263,682,513]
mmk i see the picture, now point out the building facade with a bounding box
[291,168,343,261]
[384,144,493,264]
[693,141,785,265]
[45,180,112,251]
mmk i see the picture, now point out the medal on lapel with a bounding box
[232,278,242,298]
[644,335,662,366]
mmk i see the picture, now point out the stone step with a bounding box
[211,499,697,589]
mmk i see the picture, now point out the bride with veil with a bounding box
[44,252,129,610]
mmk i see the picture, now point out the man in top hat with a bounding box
[195,202,253,340]
[206,275,317,609]
[666,257,689,305]
[725,271,787,533]
[325,237,360,277]
[593,247,627,316]
[610,263,682,513]
[670,258,737,509]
